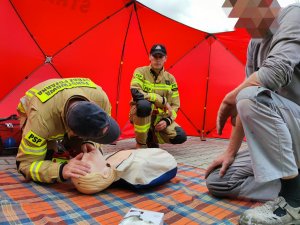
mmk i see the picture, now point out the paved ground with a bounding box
[0,137,247,171]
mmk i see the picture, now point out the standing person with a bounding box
[129,44,187,149]
[16,78,120,184]
[205,1,300,224]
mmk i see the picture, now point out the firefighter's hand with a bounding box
[205,152,235,179]
[217,91,237,135]
[81,142,96,153]
[155,120,167,131]
[62,153,91,179]
[165,103,173,117]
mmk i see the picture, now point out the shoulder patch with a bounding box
[25,130,46,146]
[134,73,144,80]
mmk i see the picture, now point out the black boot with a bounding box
[146,129,159,148]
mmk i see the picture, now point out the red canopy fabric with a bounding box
[0,0,250,139]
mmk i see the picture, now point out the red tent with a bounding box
[0,0,250,139]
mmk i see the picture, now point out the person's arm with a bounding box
[156,74,179,129]
[16,130,67,183]
[167,75,180,121]
[205,116,245,178]
[16,115,90,183]
[130,68,167,108]
[154,75,180,131]
[257,6,300,92]
[17,137,91,183]
[207,37,260,178]
[217,72,261,135]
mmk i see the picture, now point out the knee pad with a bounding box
[170,127,187,144]
[136,100,152,117]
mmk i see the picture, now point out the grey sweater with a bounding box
[246,4,300,106]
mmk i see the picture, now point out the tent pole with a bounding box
[201,34,215,141]
[115,9,134,121]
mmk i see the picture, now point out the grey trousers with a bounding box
[206,86,300,201]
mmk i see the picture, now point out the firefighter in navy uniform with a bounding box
[130,44,187,148]
[16,78,120,184]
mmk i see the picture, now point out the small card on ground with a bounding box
[119,207,164,225]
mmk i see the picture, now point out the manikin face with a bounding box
[149,53,167,71]
[222,0,281,38]
[82,148,111,176]
[71,148,116,194]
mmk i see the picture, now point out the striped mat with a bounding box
[0,164,260,225]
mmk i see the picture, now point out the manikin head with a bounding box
[71,148,117,194]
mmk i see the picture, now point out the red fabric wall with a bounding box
[0,0,250,139]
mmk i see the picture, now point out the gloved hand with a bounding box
[164,102,173,117]
[155,120,167,131]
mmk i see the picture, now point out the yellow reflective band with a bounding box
[154,83,169,87]
[143,80,153,85]
[157,108,164,113]
[21,140,47,151]
[154,115,162,126]
[153,86,171,91]
[32,78,97,103]
[172,110,177,118]
[143,83,153,92]
[25,89,36,98]
[172,91,179,98]
[17,102,25,113]
[134,123,151,133]
[25,131,46,147]
[149,93,156,101]
[48,134,64,140]
[30,161,43,182]
[20,140,47,155]
[131,78,144,87]
[148,83,171,91]
[155,132,165,144]
[144,81,171,90]
[52,158,69,164]
[134,73,143,80]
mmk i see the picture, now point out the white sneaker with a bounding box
[239,196,300,225]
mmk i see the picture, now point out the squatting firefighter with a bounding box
[130,44,187,148]
[16,78,120,184]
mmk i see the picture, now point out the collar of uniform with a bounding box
[149,66,165,83]
[62,95,88,132]
[149,66,164,76]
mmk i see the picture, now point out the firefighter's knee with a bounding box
[136,100,152,117]
[170,127,187,144]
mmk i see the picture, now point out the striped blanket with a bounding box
[0,164,260,225]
